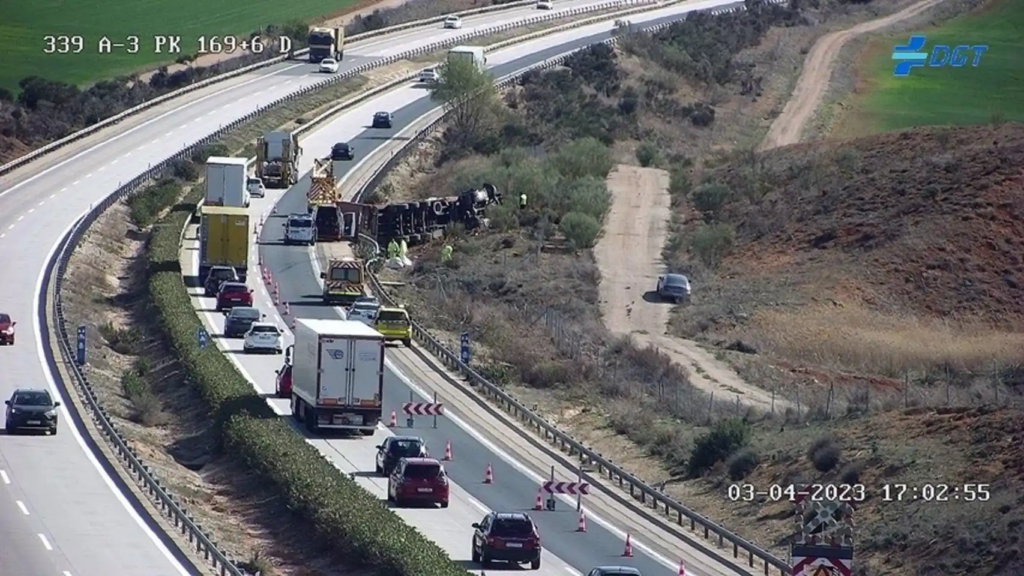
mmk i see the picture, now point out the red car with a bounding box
[216,282,253,312]
[387,457,449,508]
[0,313,15,345]
[471,512,542,570]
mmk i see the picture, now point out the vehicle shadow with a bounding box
[642,290,671,304]
[452,559,531,571]
[183,275,202,289]
[287,299,328,308]
[350,470,379,479]
[354,135,413,142]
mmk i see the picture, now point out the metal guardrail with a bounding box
[43,2,664,574]
[0,0,631,178]
[354,7,794,576]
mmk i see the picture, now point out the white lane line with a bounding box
[27,208,34,214]
[98,166,106,172]
[125,152,132,157]
[7,224,14,229]
[164,132,173,137]
[59,187,66,193]
[16,500,29,515]
[565,568,583,576]
[38,201,45,207]
[17,215,24,221]
[38,534,52,550]
[150,139,159,145]
[71,180,79,186]
[110,159,118,165]
[0,470,9,484]
[64,572,73,576]
[49,193,56,199]
[84,173,92,179]
[0,233,5,239]
[467,496,489,514]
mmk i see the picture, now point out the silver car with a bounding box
[656,273,691,303]
[587,567,642,576]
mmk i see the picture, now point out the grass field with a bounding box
[0,0,360,90]
[839,0,1024,135]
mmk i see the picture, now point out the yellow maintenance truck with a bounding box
[375,306,412,347]
[319,258,365,306]
[200,206,250,282]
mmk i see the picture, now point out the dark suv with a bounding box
[5,388,60,435]
[331,142,353,161]
[372,111,393,128]
[386,457,449,508]
[204,266,238,297]
[471,512,542,570]
[224,306,261,337]
[216,282,253,312]
[375,435,426,475]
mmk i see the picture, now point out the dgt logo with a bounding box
[892,35,988,77]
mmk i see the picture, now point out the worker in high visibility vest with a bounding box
[387,239,400,259]
[441,244,453,263]
[519,193,527,209]
[399,238,408,258]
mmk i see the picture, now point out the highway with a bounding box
[0,2,622,575]
[195,4,752,575]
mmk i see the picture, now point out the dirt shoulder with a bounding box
[596,165,785,411]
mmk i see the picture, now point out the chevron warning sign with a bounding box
[402,402,444,416]
[792,555,851,576]
[542,481,590,495]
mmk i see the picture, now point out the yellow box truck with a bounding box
[200,206,250,282]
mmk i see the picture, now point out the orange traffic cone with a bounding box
[388,411,397,427]
[533,489,543,511]
[677,560,686,575]
[622,533,633,557]
[576,509,587,532]
[483,463,494,484]
[443,440,453,461]
[284,302,290,316]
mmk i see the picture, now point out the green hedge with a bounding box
[140,186,467,574]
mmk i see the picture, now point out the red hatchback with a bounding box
[0,313,14,345]
[387,457,449,508]
[216,282,253,312]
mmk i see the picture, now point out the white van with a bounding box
[284,213,316,245]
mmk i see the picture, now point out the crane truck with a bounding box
[291,319,384,435]
[255,131,300,188]
[308,27,344,63]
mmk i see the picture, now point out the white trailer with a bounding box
[447,45,486,72]
[205,157,249,207]
[291,319,385,435]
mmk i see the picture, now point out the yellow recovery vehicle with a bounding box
[375,306,412,347]
[320,258,365,305]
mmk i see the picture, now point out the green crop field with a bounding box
[0,0,359,91]
[840,0,1024,135]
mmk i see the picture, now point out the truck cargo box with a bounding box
[205,157,249,207]
[199,206,250,282]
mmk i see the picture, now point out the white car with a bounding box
[443,15,462,29]
[284,213,316,245]
[536,0,553,8]
[319,58,339,73]
[348,300,381,325]
[243,322,284,354]
[418,67,439,84]
[246,177,266,198]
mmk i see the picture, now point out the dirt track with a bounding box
[596,165,786,412]
[760,0,950,150]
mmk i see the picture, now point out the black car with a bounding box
[372,111,393,129]
[5,388,60,435]
[204,266,238,297]
[331,142,354,161]
[471,512,542,569]
[224,306,261,338]
[375,435,426,475]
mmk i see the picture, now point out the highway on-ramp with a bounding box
[191,4,754,575]
[0,3,616,574]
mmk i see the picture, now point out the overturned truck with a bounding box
[335,183,502,248]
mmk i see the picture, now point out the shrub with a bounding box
[691,182,732,219]
[726,447,760,480]
[127,179,183,228]
[689,223,735,268]
[688,419,750,477]
[668,162,692,198]
[561,176,611,221]
[559,211,602,249]
[549,137,613,181]
[807,435,842,473]
[636,141,661,167]
[144,184,466,575]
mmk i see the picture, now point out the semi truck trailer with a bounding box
[199,206,250,282]
[291,319,385,435]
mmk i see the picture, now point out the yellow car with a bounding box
[375,306,412,347]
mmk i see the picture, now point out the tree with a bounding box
[429,57,497,152]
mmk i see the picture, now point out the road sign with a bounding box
[197,328,209,350]
[402,402,444,416]
[542,481,590,495]
[76,325,86,366]
[460,331,470,364]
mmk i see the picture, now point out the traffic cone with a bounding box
[443,440,453,461]
[576,509,587,532]
[284,302,290,316]
[483,463,494,484]
[533,489,543,511]
[273,284,280,304]
[622,533,633,557]
[388,411,397,427]
[677,560,686,575]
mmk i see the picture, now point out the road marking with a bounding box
[38,534,52,550]
[111,159,118,165]
[50,193,56,199]
[467,496,489,514]
[0,470,8,484]
[84,173,92,179]
[98,166,106,172]
[164,132,173,137]
[38,201,45,206]
[64,572,73,576]
[0,233,5,239]
[17,215,24,221]
[71,181,79,186]
[27,208,34,214]
[7,224,14,230]
[125,152,132,157]
[564,568,583,576]
[151,139,159,145]
[16,500,29,515]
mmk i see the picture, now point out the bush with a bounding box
[691,182,732,219]
[144,184,466,575]
[687,418,750,477]
[668,162,692,198]
[726,447,760,480]
[559,211,602,249]
[561,176,611,221]
[127,178,184,228]
[689,223,734,268]
[807,435,842,472]
[636,141,661,167]
[549,137,613,181]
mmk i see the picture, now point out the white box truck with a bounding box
[205,157,250,208]
[291,319,385,435]
[447,45,486,72]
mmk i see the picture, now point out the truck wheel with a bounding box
[471,547,480,564]
[530,558,540,570]
[402,338,412,348]
[305,414,318,434]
